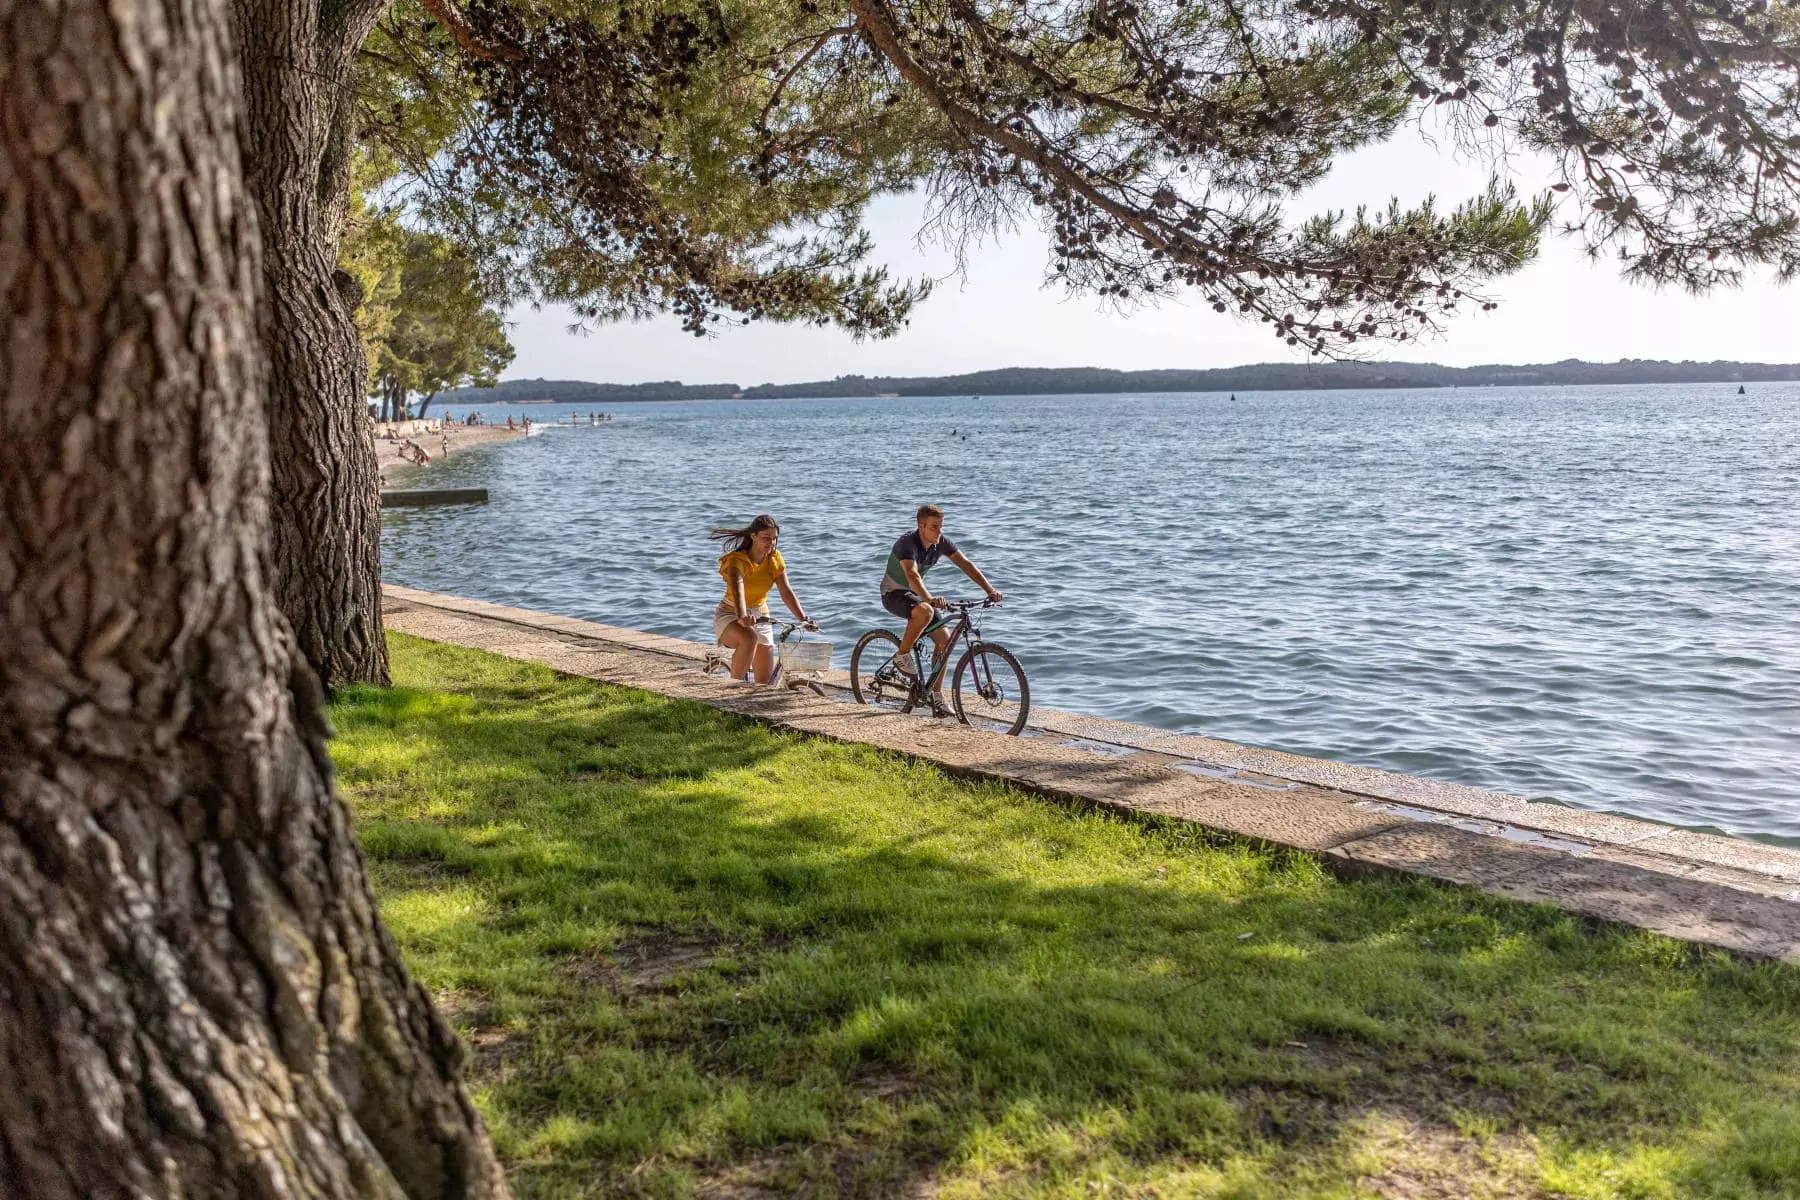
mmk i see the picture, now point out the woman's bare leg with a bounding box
[719,622,756,679]
[752,642,776,684]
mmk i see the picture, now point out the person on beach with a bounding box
[711,514,814,683]
[881,504,1002,717]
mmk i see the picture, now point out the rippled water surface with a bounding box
[387,386,1800,842]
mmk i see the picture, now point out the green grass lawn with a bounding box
[331,634,1800,1199]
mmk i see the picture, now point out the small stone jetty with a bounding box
[380,487,488,508]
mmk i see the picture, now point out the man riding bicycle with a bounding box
[881,504,1002,717]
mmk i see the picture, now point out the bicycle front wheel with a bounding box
[952,643,1030,735]
[850,629,902,705]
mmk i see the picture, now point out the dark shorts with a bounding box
[882,588,924,621]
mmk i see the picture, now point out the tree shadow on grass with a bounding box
[332,639,1800,1199]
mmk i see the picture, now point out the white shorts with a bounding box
[713,608,774,647]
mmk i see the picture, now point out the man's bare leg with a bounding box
[898,602,934,659]
[927,626,953,696]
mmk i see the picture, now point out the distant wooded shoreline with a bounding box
[438,360,1800,405]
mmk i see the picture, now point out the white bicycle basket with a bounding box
[780,639,833,673]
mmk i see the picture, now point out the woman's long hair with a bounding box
[709,514,778,559]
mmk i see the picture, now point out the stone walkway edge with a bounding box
[382,585,1800,962]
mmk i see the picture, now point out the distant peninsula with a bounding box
[438,359,1800,405]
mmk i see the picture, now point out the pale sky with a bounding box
[501,128,1800,387]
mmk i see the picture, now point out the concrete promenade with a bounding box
[383,585,1800,962]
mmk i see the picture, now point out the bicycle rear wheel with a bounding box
[951,643,1030,735]
[850,629,903,705]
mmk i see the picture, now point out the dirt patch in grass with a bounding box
[1354,1115,1542,1200]
[691,1067,936,1198]
[566,926,795,997]
[564,769,632,784]
[851,1065,921,1104]
[1230,1036,1541,1197]
[696,1139,944,1200]
[433,986,488,1022]
[1237,1033,1517,1145]
[567,927,732,995]
[696,1153,789,1200]
[431,987,527,1071]
[465,1025,528,1069]
[378,855,471,887]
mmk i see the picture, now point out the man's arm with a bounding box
[949,552,1002,602]
[900,559,945,607]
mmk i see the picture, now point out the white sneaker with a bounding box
[892,653,918,678]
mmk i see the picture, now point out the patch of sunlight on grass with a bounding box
[1239,941,1309,964]
[331,633,1800,1199]
[381,886,488,945]
[1540,1146,1684,1200]
[1540,1102,1800,1200]
[516,1113,604,1163]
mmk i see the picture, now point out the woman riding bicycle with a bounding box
[709,514,814,683]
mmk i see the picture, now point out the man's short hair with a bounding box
[916,504,944,522]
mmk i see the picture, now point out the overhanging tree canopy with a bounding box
[735,0,1797,352]
[375,0,1797,360]
[356,0,942,336]
[1322,0,1800,290]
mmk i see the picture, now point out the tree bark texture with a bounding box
[236,0,392,689]
[0,0,510,1194]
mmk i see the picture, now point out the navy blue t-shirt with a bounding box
[882,530,959,592]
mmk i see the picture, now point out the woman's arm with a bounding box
[730,567,753,626]
[774,571,809,625]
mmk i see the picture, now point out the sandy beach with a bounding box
[377,421,524,487]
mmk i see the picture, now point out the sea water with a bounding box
[385,385,1800,842]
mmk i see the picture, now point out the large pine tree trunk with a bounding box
[236,0,392,689]
[0,0,508,1194]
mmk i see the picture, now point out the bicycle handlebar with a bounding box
[938,597,1001,612]
[751,615,820,636]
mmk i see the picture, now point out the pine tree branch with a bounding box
[416,0,522,62]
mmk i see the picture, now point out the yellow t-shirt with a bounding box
[718,549,785,611]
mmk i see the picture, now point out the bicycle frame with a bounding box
[914,607,979,694]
